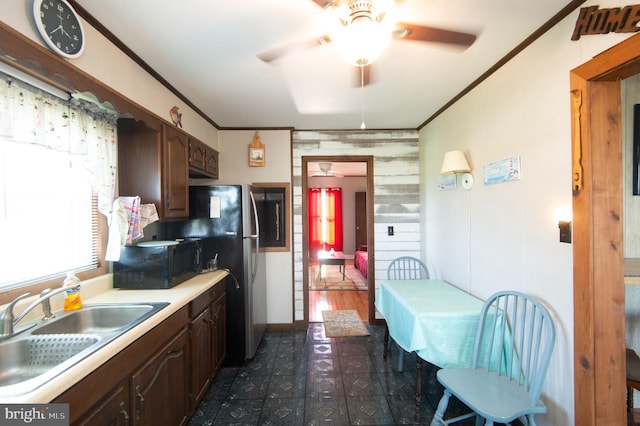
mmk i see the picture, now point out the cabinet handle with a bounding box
[135,385,144,420]
[119,401,129,426]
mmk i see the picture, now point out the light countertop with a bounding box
[0,269,228,403]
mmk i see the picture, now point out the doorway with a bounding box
[301,156,375,324]
[570,33,640,425]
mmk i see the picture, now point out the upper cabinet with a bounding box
[162,125,189,219]
[189,137,219,179]
[118,119,219,220]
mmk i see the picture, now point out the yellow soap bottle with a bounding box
[63,271,83,311]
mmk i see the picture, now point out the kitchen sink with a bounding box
[32,304,166,335]
[0,302,169,397]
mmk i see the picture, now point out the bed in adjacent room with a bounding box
[354,245,368,279]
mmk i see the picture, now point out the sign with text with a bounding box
[572,4,640,40]
[0,404,68,425]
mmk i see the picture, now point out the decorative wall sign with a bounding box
[483,156,521,185]
[571,4,640,40]
[249,132,265,166]
[438,174,457,190]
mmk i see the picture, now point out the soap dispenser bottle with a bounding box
[63,271,82,311]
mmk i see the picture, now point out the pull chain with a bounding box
[360,65,366,130]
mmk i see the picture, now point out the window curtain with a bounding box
[308,187,343,257]
[0,72,117,219]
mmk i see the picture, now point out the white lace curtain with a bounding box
[0,71,118,218]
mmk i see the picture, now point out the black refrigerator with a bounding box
[174,185,266,365]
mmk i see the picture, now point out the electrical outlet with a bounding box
[388,226,394,236]
[559,221,572,243]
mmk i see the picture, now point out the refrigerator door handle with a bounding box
[249,190,260,284]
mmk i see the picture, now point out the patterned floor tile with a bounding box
[190,325,501,426]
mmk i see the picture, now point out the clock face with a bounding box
[33,0,85,59]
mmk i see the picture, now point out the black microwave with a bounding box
[113,238,202,289]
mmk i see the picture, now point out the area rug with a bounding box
[321,310,370,337]
[310,264,368,291]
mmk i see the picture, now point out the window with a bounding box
[0,141,98,288]
[0,71,116,301]
[308,187,343,257]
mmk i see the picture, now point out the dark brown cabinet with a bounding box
[132,328,190,426]
[190,305,213,405]
[54,306,189,425]
[211,293,226,372]
[117,119,189,219]
[190,281,226,408]
[189,137,219,179]
[75,380,130,426]
[162,125,189,218]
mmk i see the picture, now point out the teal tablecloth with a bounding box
[375,279,487,369]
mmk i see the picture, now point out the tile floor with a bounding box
[188,322,479,426]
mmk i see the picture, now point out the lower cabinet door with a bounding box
[190,307,213,407]
[211,293,226,373]
[132,327,190,426]
[76,380,130,426]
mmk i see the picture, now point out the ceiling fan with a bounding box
[257,0,477,85]
[311,162,344,178]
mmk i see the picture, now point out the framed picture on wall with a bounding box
[249,147,265,166]
[249,132,265,167]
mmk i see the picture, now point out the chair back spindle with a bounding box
[387,256,430,280]
[472,291,555,407]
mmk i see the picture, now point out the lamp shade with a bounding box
[440,150,471,174]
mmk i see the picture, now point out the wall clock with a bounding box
[33,0,85,59]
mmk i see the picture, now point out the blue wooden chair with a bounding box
[430,291,556,426]
[387,256,430,281]
[385,256,430,371]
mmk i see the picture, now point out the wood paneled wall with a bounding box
[292,129,420,322]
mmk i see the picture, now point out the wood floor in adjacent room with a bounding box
[308,260,368,323]
[309,289,368,323]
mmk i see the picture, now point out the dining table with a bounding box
[374,279,488,414]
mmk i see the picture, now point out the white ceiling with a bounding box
[308,161,366,177]
[73,0,580,130]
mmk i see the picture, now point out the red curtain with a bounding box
[308,187,343,258]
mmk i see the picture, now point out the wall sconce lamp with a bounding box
[441,150,474,189]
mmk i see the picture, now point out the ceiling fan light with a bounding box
[332,19,391,66]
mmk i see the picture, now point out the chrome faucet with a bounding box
[0,293,31,339]
[1,286,71,339]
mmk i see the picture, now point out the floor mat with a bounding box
[321,309,370,337]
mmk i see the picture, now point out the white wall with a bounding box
[2,0,218,146]
[214,130,294,325]
[420,1,634,425]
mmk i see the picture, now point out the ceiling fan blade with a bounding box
[257,35,331,63]
[394,22,476,47]
[352,64,372,88]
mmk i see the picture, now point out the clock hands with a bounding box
[49,11,73,39]
[48,24,62,36]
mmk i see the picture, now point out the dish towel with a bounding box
[105,197,159,261]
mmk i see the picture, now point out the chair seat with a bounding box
[628,348,640,382]
[437,368,547,423]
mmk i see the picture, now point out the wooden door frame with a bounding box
[571,33,640,425]
[301,156,376,325]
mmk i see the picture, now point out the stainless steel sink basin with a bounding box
[32,304,165,335]
[0,302,169,397]
[0,334,99,387]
